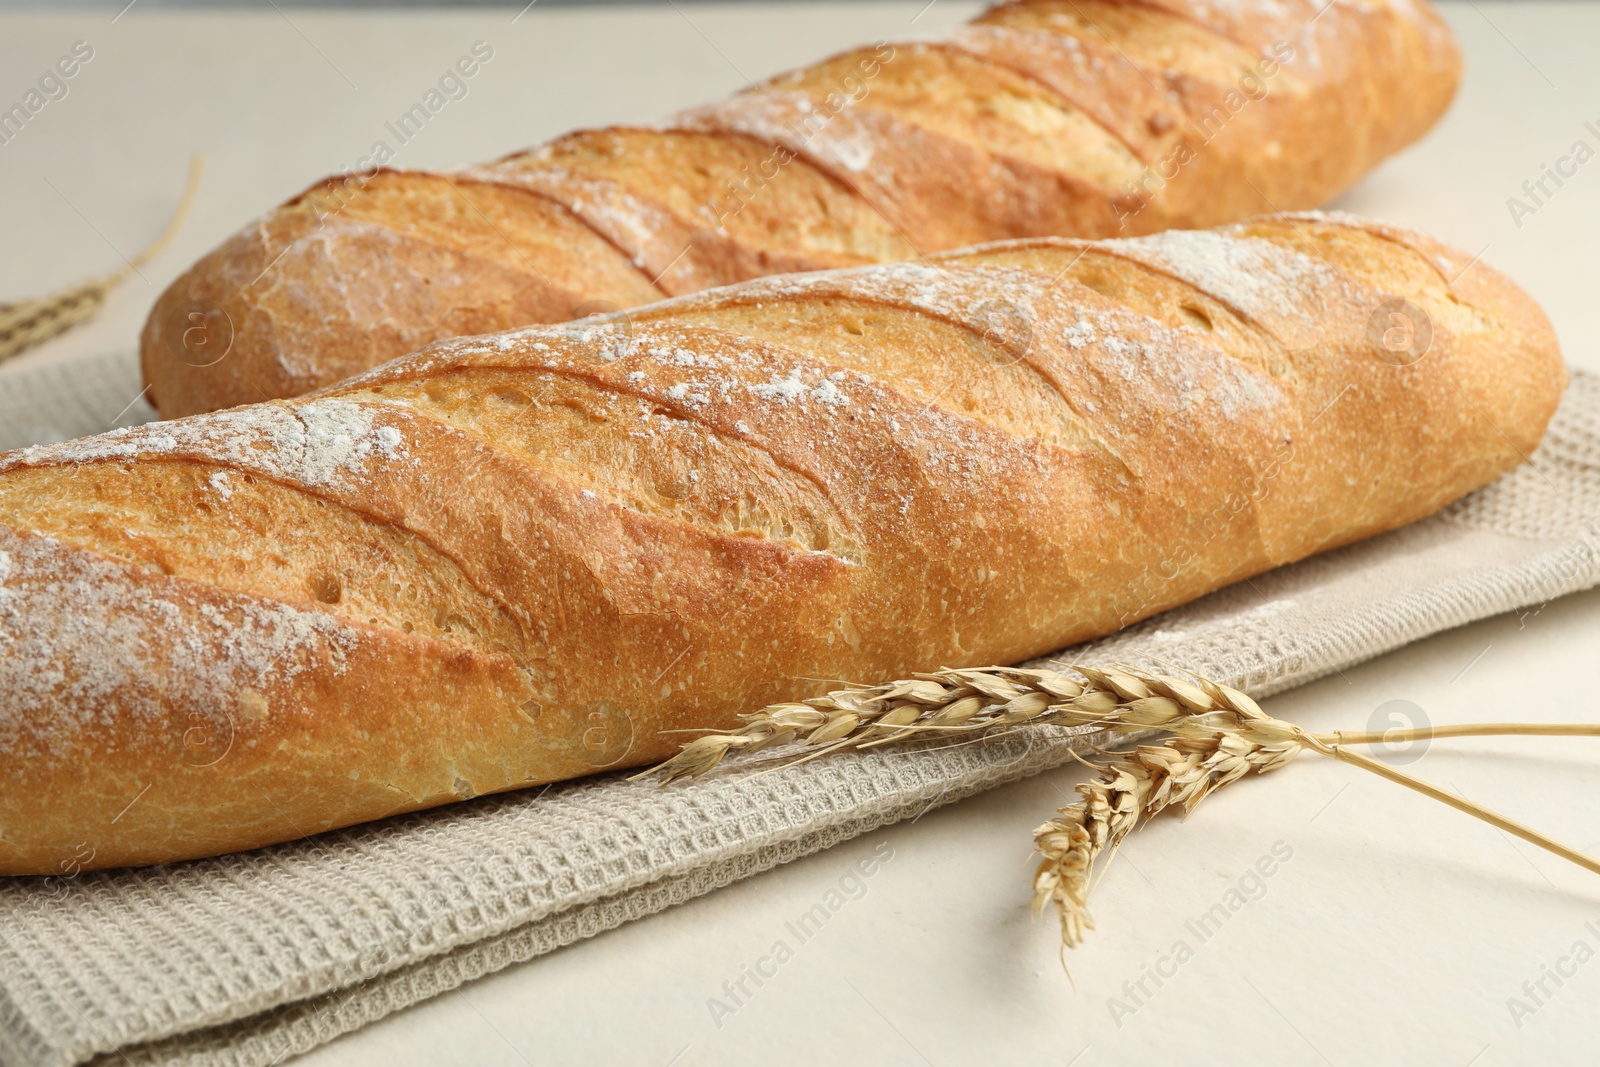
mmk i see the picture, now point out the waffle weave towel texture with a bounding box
[1,351,1597,1067]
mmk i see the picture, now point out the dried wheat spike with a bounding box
[0,280,113,366]
[645,663,1600,953]
[638,663,1268,781]
[639,664,1305,950]
[639,662,1306,951]
[1031,726,1303,949]
[1030,673,1302,949]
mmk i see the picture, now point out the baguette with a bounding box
[140,0,1461,418]
[0,213,1563,874]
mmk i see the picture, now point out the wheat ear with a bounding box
[1028,675,1304,948]
[644,664,1600,951]
[632,664,1261,783]
[1033,707,1600,949]
[0,155,203,367]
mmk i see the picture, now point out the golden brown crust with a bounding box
[0,214,1565,873]
[139,0,1461,418]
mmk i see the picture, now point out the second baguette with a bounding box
[139,0,1462,417]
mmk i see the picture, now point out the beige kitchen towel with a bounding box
[0,354,1596,1067]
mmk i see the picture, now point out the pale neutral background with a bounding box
[2,3,1599,1064]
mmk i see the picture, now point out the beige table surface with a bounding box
[3,3,1600,1064]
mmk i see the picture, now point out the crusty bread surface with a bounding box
[140,0,1461,417]
[0,214,1564,874]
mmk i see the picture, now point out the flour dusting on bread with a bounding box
[0,528,355,746]
[6,399,409,490]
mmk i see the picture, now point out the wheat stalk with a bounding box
[0,155,203,367]
[643,663,1600,951]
